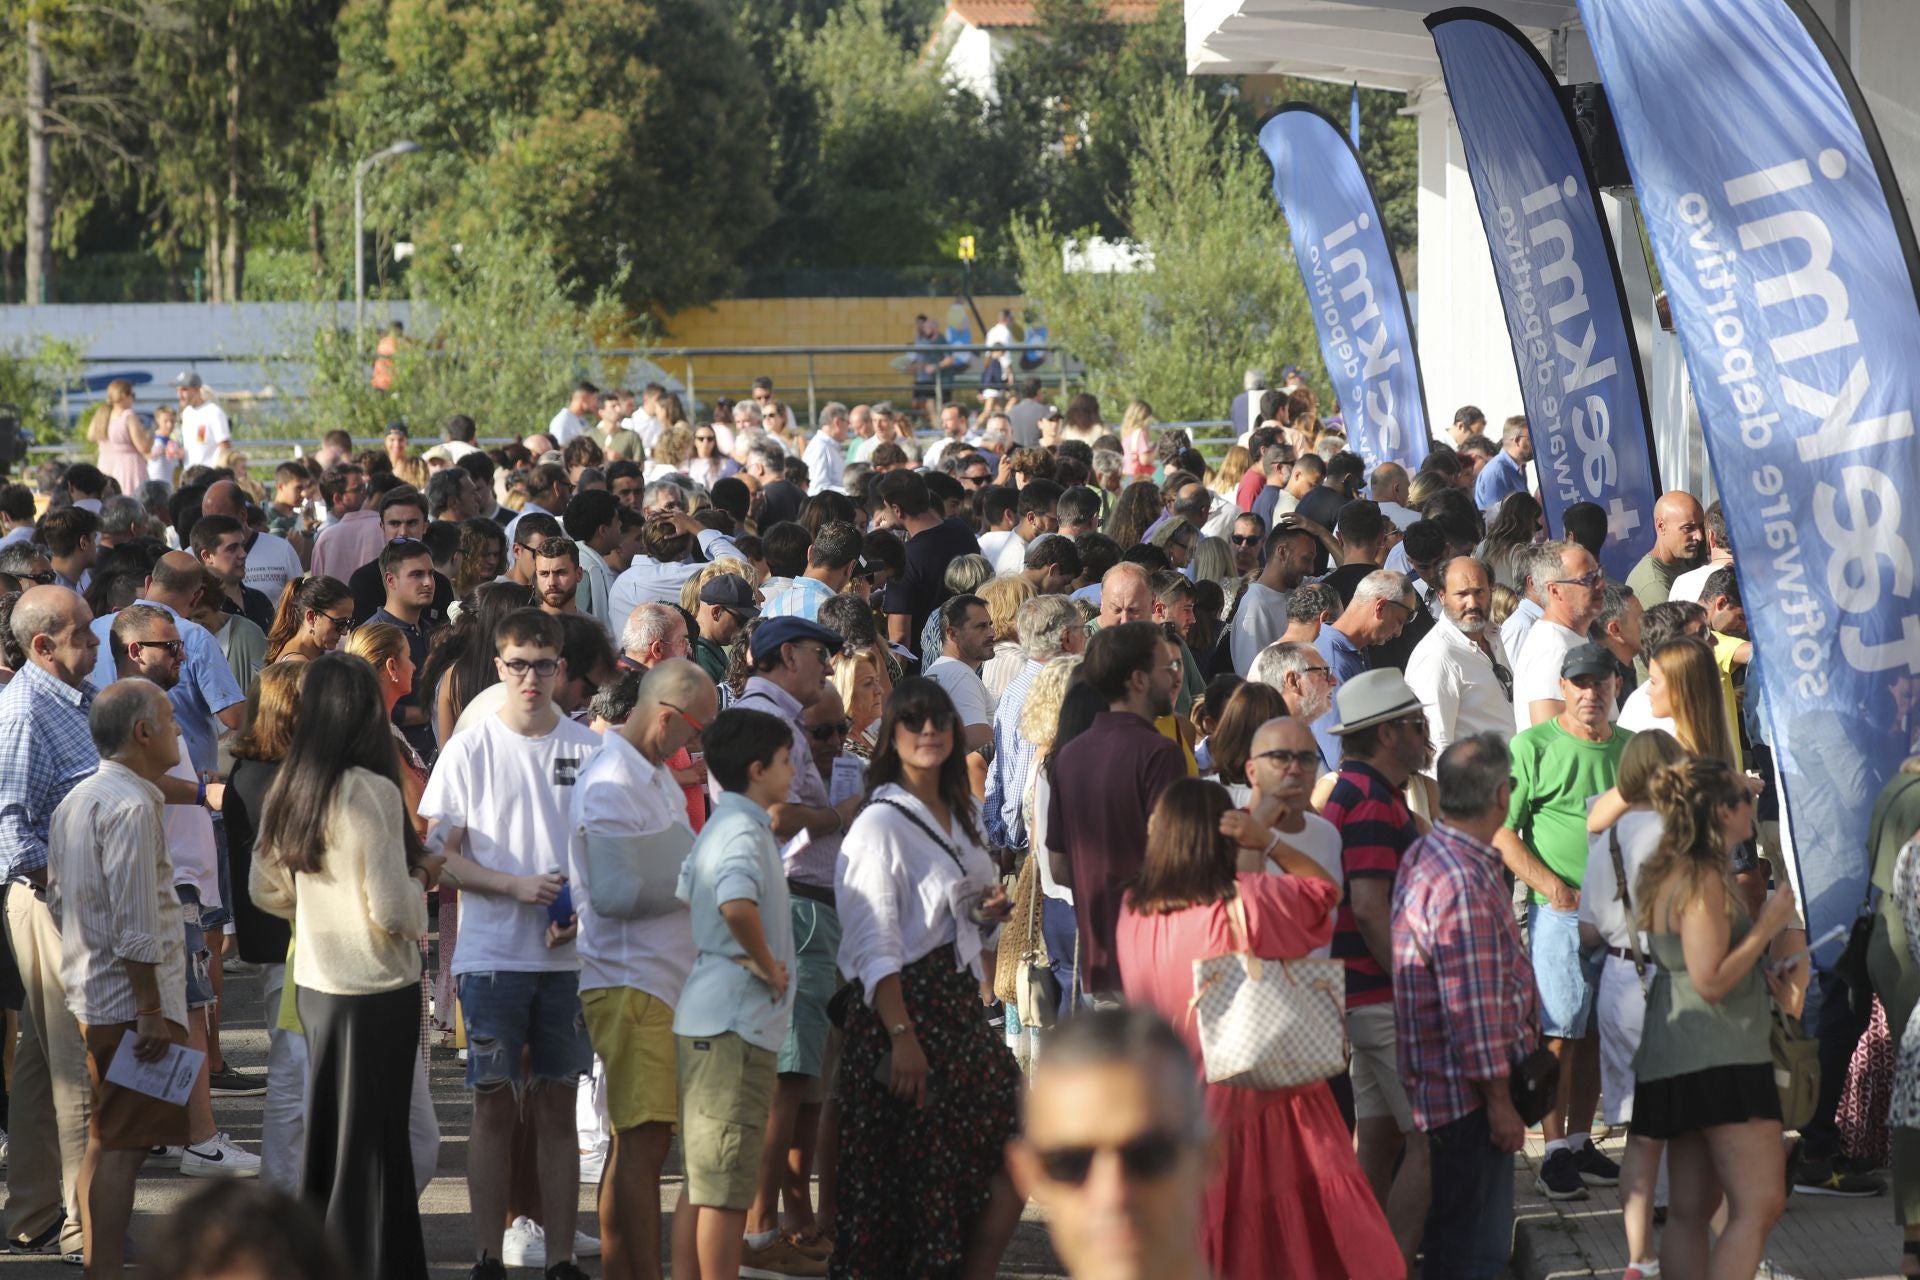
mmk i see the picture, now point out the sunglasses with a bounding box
[901,710,956,733]
[1035,1131,1185,1186]
[809,719,854,741]
[1230,534,1263,547]
[129,638,186,658]
[22,570,55,585]
[319,612,357,632]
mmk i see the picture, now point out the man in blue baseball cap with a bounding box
[720,613,862,1271]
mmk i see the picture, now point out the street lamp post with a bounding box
[354,139,422,337]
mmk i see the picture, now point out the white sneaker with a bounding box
[180,1133,260,1178]
[499,1217,601,1268]
[579,1148,606,1185]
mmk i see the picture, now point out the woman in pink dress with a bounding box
[1117,778,1404,1280]
[86,378,150,496]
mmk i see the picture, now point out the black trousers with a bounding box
[297,983,428,1280]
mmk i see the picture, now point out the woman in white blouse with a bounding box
[833,678,1022,1279]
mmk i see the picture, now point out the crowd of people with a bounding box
[0,365,1910,1280]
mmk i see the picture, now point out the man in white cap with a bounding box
[1318,668,1433,1271]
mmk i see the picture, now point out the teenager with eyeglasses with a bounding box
[418,608,601,1280]
[1114,777,1397,1279]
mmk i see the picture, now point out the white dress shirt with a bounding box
[1511,618,1586,732]
[835,784,1000,996]
[1405,610,1515,764]
[803,430,846,494]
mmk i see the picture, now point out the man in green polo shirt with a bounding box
[1495,642,1630,1202]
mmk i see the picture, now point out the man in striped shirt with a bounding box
[48,679,189,1278]
[1393,733,1537,1278]
[1318,669,1432,1270]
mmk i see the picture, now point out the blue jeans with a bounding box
[1422,1106,1515,1279]
[1041,897,1080,1020]
[455,970,592,1091]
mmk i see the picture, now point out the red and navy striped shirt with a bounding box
[1322,760,1420,1008]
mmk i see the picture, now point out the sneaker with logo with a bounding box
[1572,1139,1620,1186]
[146,1146,183,1169]
[1793,1156,1884,1197]
[740,1234,829,1278]
[1534,1146,1589,1201]
[180,1133,260,1178]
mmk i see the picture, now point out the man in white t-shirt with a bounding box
[549,380,598,446]
[923,594,996,755]
[1225,716,1343,958]
[991,481,1063,576]
[175,374,231,471]
[419,608,602,1275]
[1511,541,1605,732]
[201,480,303,604]
[570,659,716,1280]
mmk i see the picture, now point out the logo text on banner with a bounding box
[1258,105,1430,472]
[1580,0,1920,948]
[1427,8,1661,580]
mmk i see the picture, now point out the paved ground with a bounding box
[0,967,1898,1277]
[0,965,1067,1277]
[1511,1128,1901,1280]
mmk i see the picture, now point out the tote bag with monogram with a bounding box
[1188,893,1349,1089]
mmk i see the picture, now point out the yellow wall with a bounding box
[650,294,1027,409]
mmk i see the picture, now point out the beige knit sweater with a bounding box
[250,767,427,995]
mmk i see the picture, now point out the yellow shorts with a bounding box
[580,986,680,1132]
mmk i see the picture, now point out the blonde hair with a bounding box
[1212,445,1251,495]
[1489,583,1519,629]
[345,621,408,677]
[653,424,693,467]
[1120,399,1155,438]
[831,647,890,732]
[1020,654,1083,748]
[1650,637,1735,767]
[680,557,757,613]
[943,554,994,597]
[1409,471,1447,510]
[1635,756,1751,931]
[980,574,1035,643]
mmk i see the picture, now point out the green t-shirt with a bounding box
[1506,718,1631,903]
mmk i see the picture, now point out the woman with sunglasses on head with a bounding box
[1115,777,1401,1280]
[264,574,356,663]
[832,678,1021,1280]
[686,421,739,490]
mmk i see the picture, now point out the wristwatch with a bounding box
[887,1021,912,1038]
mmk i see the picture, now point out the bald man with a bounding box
[1624,491,1706,607]
[1225,717,1343,957]
[1099,561,1201,754]
[571,657,717,1280]
[1370,462,1420,532]
[201,480,305,600]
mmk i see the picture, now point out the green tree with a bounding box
[327,0,773,313]
[289,226,630,443]
[1012,83,1325,422]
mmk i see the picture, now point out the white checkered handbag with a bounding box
[1188,894,1350,1089]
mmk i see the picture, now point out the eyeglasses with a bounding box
[810,719,853,741]
[1551,569,1605,591]
[1253,748,1319,768]
[1301,665,1335,682]
[901,710,956,733]
[499,657,561,679]
[662,701,705,737]
[1230,534,1263,547]
[130,639,186,658]
[1035,1131,1185,1186]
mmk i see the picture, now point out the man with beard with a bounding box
[1047,622,1187,1001]
[1405,558,1514,765]
[1249,643,1340,757]
[1222,716,1343,956]
[532,537,589,626]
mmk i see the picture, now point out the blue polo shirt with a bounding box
[1311,623,1371,767]
[1474,448,1527,511]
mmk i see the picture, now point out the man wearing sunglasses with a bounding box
[1008,1007,1213,1280]
[1511,541,1606,731]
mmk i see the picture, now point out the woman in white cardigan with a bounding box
[251,654,441,1280]
[833,677,1021,1279]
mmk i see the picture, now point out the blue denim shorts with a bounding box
[200,819,234,930]
[177,885,214,1011]
[1528,902,1600,1039]
[456,969,593,1090]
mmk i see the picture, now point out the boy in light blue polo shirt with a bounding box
[670,706,797,1280]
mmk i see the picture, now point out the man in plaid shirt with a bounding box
[1393,732,1538,1279]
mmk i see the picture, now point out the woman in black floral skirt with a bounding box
[830,679,1023,1279]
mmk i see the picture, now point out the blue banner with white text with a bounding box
[1427,9,1661,580]
[1581,0,1920,949]
[1259,105,1429,471]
